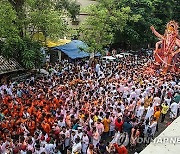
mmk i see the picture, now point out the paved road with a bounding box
[129,113,174,154]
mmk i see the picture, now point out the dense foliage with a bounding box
[0,0,179,63]
[80,0,179,52]
[0,0,80,69]
[80,0,140,54]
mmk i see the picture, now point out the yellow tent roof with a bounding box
[32,32,71,47]
[46,39,71,48]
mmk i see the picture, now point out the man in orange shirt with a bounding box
[41,121,51,134]
[154,107,161,121]
[102,115,111,140]
[27,119,36,135]
[154,107,161,132]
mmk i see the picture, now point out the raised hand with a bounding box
[150,26,164,40]
[150,26,155,32]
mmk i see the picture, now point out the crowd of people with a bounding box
[0,55,179,154]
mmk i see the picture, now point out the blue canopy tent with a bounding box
[53,40,100,59]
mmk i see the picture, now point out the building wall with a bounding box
[70,0,97,28]
[77,0,97,8]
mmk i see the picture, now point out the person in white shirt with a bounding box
[164,96,171,106]
[82,133,89,154]
[95,63,101,75]
[119,84,124,93]
[142,90,148,98]
[123,86,129,98]
[138,95,144,104]
[135,88,141,97]
[75,128,83,140]
[0,141,11,154]
[120,102,125,113]
[170,102,178,119]
[150,117,157,137]
[126,95,131,104]
[137,103,145,121]
[130,88,137,100]
[58,117,66,127]
[72,137,82,154]
[39,146,47,154]
[109,114,116,136]
[33,143,41,154]
[70,131,77,145]
[153,95,161,106]
[20,123,30,136]
[6,86,13,96]
[45,141,56,154]
[145,103,154,121]
[65,128,71,148]
[115,73,119,79]
[92,128,100,148]
[26,138,34,152]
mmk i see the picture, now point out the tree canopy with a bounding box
[0,0,179,65]
[80,0,179,52]
[80,0,141,54]
[0,0,80,69]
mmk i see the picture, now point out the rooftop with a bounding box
[0,56,23,75]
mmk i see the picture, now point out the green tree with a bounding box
[7,0,26,37]
[21,38,43,69]
[55,0,80,21]
[172,0,180,23]
[1,37,42,69]
[29,0,67,41]
[0,0,80,69]
[80,0,140,54]
[80,5,114,54]
[0,0,19,38]
[114,0,162,49]
[81,0,179,51]
[5,0,80,39]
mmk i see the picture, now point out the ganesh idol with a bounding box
[150,21,180,74]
